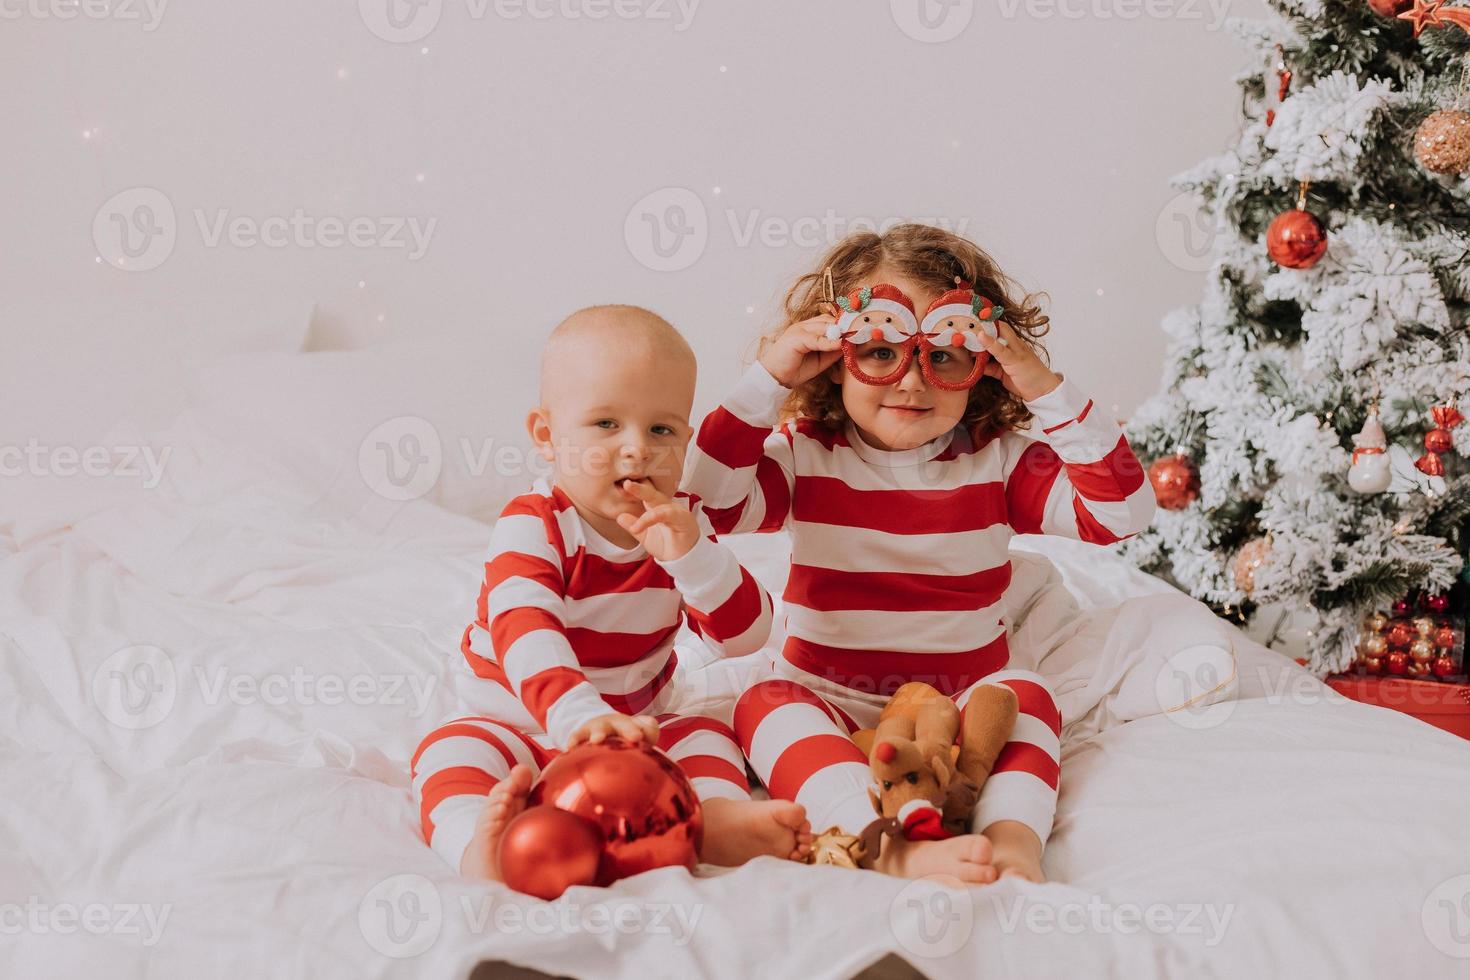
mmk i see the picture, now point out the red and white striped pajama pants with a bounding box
[733,662,1062,844]
[411,712,753,870]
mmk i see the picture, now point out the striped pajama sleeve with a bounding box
[1002,373,1157,544]
[682,361,797,535]
[658,500,774,659]
[479,506,613,750]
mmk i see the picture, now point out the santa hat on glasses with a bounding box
[826,283,919,344]
[920,284,1004,352]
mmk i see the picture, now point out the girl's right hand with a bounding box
[759,314,845,388]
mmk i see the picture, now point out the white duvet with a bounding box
[5,410,1470,980]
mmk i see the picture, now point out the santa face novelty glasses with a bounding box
[820,273,1006,391]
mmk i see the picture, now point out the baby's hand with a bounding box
[759,314,844,388]
[568,713,660,748]
[974,320,1062,403]
[616,479,702,561]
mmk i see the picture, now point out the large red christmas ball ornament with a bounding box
[1385,651,1409,675]
[1432,655,1456,678]
[528,737,703,887]
[1435,625,1457,649]
[1366,0,1411,16]
[1148,454,1200,510]
[1267,208,1328,269]
[498,804,604,900]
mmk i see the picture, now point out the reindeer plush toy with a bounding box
[852,681,1018,841]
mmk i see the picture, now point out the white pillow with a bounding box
[178,334,541,524]
[0,289,313,542]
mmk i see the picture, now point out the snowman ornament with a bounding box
[1348,406,1392,494]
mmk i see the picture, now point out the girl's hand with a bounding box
[974,320,1062,403]
[759,314,844,388]
[615,479,702,562]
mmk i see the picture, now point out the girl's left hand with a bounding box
[974,320,1063,403]
[615,479,702,562]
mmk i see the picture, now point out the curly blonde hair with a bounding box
[763,223,1052,436]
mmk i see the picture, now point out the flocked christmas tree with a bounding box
[1121,0,1470,676]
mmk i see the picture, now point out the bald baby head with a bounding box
[539,304,697,410]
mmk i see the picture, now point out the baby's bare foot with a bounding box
[699,797,813,866]
[874,832,998,885]
[985,819,1047,883]
[459,764,534,880]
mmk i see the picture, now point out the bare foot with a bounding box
[985,820,1046,883]
[699,797,813,866]
[458,764,534,880]
[874,832,998,885]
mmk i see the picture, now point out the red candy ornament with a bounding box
[1414,404,1464,477]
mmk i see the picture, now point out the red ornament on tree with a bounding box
[1267,207,1328,269]
[498,804,605,900]
[525,737,702,888]
[1367,0,1412,17]
[1148,453,1200,510]
[1415,404,1464,476]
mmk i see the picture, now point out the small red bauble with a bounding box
[1435,626,1457,649]
[1432,655,1457,678]
[1387,621,1414,648]
[1425,593,1450,614]
[527,737,702,887]
[1148,454,1201,510]
[1392,597,1413,617]
[1385,651,1409,675]
[1267,209,1328,269]
[1366,0,1411,15]
[498,805,604,901]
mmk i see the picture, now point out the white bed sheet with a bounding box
[4,411,1470,980]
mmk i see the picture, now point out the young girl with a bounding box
[683,224,1156,883]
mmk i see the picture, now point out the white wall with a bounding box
[2,0,1267,434]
